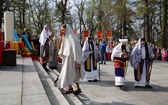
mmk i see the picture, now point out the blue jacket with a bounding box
[100,41,107,53]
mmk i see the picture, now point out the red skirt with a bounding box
[106,52,111,60]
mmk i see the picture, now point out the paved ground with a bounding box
[0,57,168,105]
[77,60,168,105]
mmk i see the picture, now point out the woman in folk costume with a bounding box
[82,36,98,82]
[39,24,52,72]
[56,24,85,94]
[130,38,155,88]
[111,39,130,90]
[48,34,58,69]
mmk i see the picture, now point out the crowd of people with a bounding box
[20,23,168,94]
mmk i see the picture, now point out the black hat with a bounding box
[88,36,92,40]
[141,37,145,41]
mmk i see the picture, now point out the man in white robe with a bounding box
[57,24,85,94]
[111,39,130,90]
[82,36,98,82]
[130,38,155,88]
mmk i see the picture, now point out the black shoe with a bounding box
[119,86,125,90]
[145,85,153,88]
[93,79,98,82]
[100,62,103,64]
[74,88,82,95]
[54,77,59,86]
[88,80,93,82]
[104,62,106,65]
[134,86,139,88]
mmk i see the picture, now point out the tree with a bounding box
[0,0,14,29]
[0,0,4,28]
[161,0,167,48]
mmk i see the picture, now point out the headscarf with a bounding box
[82,36,98,62]
[39,24,50,46]
[130,38,153,69]
[111,39,129,61]
[58,24,83,64]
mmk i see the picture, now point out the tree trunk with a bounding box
[98,0,102,32]
[145,0,150,42]
[22,0,26,27]
[161,0,167,48]
[0,0,4,28]
[123,0,127,37]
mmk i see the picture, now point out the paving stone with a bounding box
[0,93,21,105]
[0,85,21,95]
[22,94,50,105]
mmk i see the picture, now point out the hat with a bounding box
[44,24,49,28]
[119,39,128,43]
[88,36,92,40]
[141,37,145,41]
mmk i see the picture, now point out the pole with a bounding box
[149,59,153,81]
[124,59,129,80]
[98,44,101,81]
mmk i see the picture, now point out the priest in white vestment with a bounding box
[57,24,85,94]
[130,38,155,88]
[111,39,130,90]
[82,36,98,82]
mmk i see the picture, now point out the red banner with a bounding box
[83,30,89,38]
[60,30,63,36]
[106,30,112,39]
[97,31,102,39]
[73,30,76,34]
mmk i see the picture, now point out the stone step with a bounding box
[50,69,83,105]
[22,57,50,105]
[33,61,70,105]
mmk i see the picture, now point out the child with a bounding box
[162,48,167,61]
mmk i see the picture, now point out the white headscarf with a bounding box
[58,24,83,64]
[111,42,130,61]
[39,24,50,46]
[130,38,153,69]
[82,36,98,62]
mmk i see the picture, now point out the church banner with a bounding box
[106,30,112,39]
[83,30,89,38]
[73,29,76,34]
[60,30,63,36]
[97,31,102,39]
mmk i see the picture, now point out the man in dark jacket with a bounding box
[100,38,107,64]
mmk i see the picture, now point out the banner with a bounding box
[97,31,102,39]
[83,30,89,38]
[106,30,112,39]
[73,30,76,34]
[60,30,63,36]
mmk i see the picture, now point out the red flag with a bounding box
[106,30,112,39]
[60,30,63,36]
[83,30,89,38]
[97,31,102,39]
[73,30,76,34]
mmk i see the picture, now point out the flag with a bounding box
[83,30,89,38]
[106,30,112,39]
[73,30,76,34]
[97,31,102,39]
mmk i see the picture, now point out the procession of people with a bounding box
[13,21,166,95]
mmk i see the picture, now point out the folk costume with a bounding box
[111,39,130,89]
[49,36,58,69]
[130,38,154,88]
[39,24,51,72]
[57,24,85,89]
[82,36,98,82]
